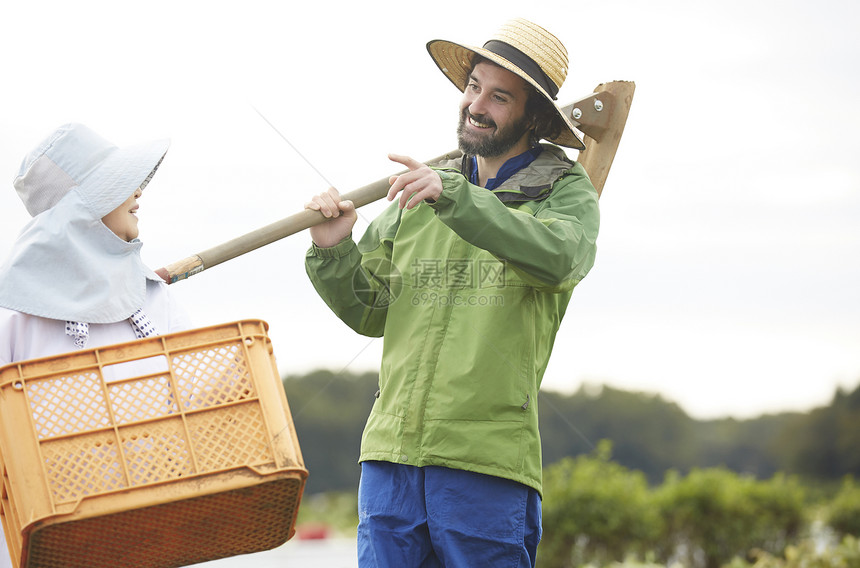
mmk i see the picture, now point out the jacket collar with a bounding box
[487,144,575,203]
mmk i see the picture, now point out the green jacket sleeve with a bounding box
[428,162,599,291]
[304,205,402,337]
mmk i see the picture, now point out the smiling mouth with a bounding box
[468,116,493,129]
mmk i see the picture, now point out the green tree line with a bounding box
[282,370,860,494]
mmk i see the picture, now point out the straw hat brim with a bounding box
[427,39,585,150]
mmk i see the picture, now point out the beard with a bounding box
[456,108,531,158]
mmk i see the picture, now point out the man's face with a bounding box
[457,61,533,158]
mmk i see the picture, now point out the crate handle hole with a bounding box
[102,355,169,383]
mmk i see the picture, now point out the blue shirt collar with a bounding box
[468,146,543,190]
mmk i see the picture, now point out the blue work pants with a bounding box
[357,461,541,567]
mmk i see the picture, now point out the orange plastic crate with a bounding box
[0,320,307,568]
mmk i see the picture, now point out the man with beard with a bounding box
[304,18,599,568]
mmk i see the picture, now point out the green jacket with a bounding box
[305,144,599,494]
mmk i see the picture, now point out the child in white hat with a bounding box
[0,123,194,567]
[0,123,192,363]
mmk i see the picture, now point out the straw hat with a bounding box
[427,18,585,150]
[14,123,169,218]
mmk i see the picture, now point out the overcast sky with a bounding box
[1,0,858,420]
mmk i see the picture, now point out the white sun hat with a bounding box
[14,123,168,217]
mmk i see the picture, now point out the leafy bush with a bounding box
[827,476,860,538]
[656,468,806,568]
[541,441,663,567]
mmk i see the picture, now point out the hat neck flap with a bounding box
[0,189,159,324]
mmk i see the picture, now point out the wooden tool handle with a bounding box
[158,150,463,283]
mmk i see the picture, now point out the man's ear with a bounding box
[526,112,539,141]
